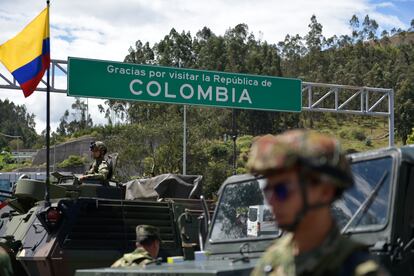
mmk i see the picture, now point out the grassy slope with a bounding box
[307,114,394,152]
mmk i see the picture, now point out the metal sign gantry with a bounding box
[0,59,67,93]
[302,82,394,146]
[0,59,394,146]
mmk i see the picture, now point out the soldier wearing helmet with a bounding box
[248,130,386,276]
[79,141,110,184]
[0,246,13,276]
[111,225,161,268]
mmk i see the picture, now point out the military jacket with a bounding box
[84,158,109,181]
[0,247,13,276]
[111,247,154,268]
[251,226,384,276]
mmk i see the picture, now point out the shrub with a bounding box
[406,128,414,144]
[339,130,348,139]
[58,155,87,168]
[352,130,366,141]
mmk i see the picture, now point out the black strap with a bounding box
[278,169,330,231]
[132,256,152,265]
[339,250,372,276]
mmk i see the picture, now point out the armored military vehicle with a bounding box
[0,172,213,276]
[76,145,414,276]
[334,145,414,275]
[75,174,280,276]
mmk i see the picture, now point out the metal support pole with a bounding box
[183,105,187,175]
[360,90,364,112]
[231,109,237,175]
[45,70,51,206]
[53,138,56,171]
[44,0,51,207]
[389,90,394,146]
[178,58,187,176]
[86,98,89,128]
[308,86,312,108]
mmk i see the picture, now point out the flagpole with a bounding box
[45,0,51,207]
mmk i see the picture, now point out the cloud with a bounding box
[375,2,396,8]
[0,0,410,134]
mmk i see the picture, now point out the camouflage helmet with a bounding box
[247,129,354,193]
[90,141,107,154]
[136,225,161,243]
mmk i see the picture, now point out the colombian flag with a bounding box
[0,8,50,97]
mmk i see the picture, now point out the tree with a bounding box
[155,28,195,67]
[8,139,23,151]
[349,15,360,42]
[361,15,378,41]
[125,40,155,64]
[55,98,94,137]
[396,69,414,144]
[98,100,127,125]
[70,98,92,129]
[0,151,13,170]
[305,15,324,52]
[57,110,69,136]
[76,18,414,195]
[0,99,37,149]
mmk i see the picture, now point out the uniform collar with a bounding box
[294,224,341,274]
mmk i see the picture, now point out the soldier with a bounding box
[111,225,161,268]
[0,246,13,276]
[247,130,386,276]
[79,141,109,184]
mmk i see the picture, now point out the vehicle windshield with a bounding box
[209,178,281,242]
[333,156,393,232]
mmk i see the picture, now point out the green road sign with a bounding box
[68,57,302,112]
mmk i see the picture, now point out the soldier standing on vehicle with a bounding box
[111,225,161,268]
[247,130,386,276]
[79,141,109,183]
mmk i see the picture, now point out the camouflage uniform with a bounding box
[84,159,109,181]
[248,130,386,276]
[111,247,153,268]
[251,227,381,276]
[0,246,13,276]
[83,141,109,182]
[111,225,161,268]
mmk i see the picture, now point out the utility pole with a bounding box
[179,59,187,175]
[231,109,238,175]
[183,105,187,175]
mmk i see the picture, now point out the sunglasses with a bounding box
[89,142,96,150]
[263,181,296,202]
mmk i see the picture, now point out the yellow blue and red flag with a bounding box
[0,8,50,97]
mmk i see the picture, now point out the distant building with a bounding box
[10,149,38,163]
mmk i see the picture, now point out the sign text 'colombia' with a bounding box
[68,57,302,112]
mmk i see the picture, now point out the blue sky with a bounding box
[0,0,413,133]
[370,0,413,28]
